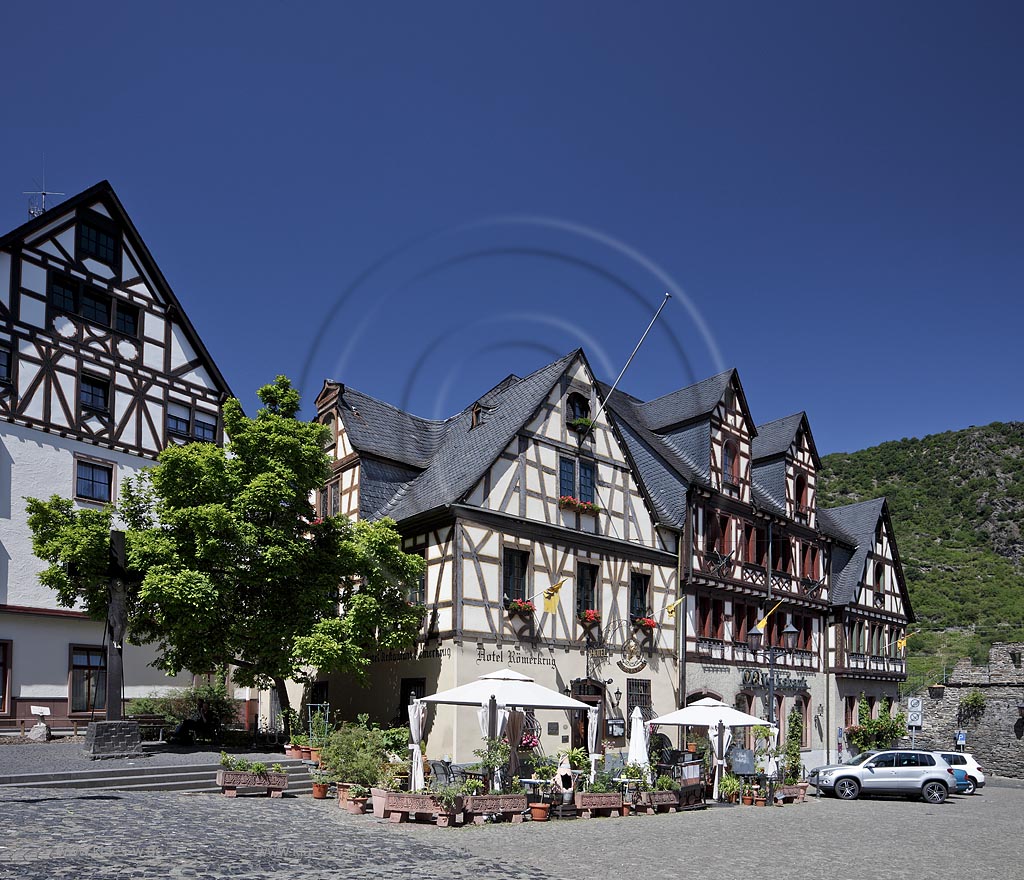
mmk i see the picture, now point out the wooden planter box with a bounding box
[216,769,288,798]
[465,793,528,824]
[574,791,624,818]
[383,791,464,826]
[779,784,806,803]
[638,790,680,814]
[677,782,706,810]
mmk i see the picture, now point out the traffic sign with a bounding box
[908,697,923,713]
[907,710,923,728]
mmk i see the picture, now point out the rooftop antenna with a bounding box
[23,158,64,218]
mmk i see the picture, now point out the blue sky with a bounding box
[2,1,1021,454]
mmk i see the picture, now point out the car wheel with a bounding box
[964,777,977,795]
[922,781,948,804]
[834,778,860,800]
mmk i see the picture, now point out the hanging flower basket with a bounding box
[567,417,594,434]
[578,608,602,626]
[634,616,658,630]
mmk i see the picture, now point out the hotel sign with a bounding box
[740,669,809,691]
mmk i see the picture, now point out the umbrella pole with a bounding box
[487,695,497,792]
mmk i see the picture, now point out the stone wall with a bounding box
[906,643,1024,778]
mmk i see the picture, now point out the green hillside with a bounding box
[818,421,1024,685]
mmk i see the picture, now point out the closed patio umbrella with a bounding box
[626,705,650,778]
[408,700,426,792]
[587,705,601,782]
[506,709,524,782]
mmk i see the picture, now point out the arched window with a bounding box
[322,414,336,457]
[874,561,885,591]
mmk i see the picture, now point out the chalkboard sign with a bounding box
[606,718,626,738]
[729,748,756,775]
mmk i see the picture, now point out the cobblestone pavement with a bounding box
[2,786,1023,880]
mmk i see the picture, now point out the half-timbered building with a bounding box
[0,182,231,728]
[313,351,913,767]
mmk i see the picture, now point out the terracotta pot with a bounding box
[337,782,352,806]
[299,746,312,760]
[370,787,387,818]
[622,803,631,816]
[348,796,368,814]
[754,797,767,807]
[312,782,330,799]
[741,795,754,806]
[687,743,697,753]
[529,803,550,822]
[284,744,298,758]
[309,747,321,763]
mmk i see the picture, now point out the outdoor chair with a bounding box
[429,761,456,789]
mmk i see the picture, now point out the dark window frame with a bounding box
[626,678,652,721]
[629,571,650,621]
[0,641,10,715]
[0,345,11,384]
[578,460,595,504]
[576,562,599,616]
[78,373,110,413]
[69,644,106,713]
[75,457,114,503]
[567,392,590,421]
[193,411,217,443]
[559,457,576,498]
[502,547,530,604]
[47,271,137,336]
[408,550,427,606]
[76,211,121,271]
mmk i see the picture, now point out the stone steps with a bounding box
[0,759,313,794]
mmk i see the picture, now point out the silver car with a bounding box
[808,749,955,803]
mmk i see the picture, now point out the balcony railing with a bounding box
[741,562,767,586]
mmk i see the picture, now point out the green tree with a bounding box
[27,376,424,734]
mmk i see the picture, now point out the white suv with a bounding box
[934,752,985,794]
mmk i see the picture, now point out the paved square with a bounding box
[2,785,1023,879]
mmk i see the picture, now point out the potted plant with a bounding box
[309,710,331,764]
[291,732,311,761]
[633,616,658,631]
[347,783,370,814]
[639,773,681,812]
[216,753,289,798]
[718,772,741,803]
[578,608,601,627]
[741,781,755,806]
[310,767,333,799]
[433,785,464,827]
[567,416,594,434]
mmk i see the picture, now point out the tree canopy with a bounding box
[27,376,424,719]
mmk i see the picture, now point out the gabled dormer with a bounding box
[752,412,820,527]
[639,368,756,501]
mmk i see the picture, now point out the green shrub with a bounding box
[320,722,388,788]
[126,681,240,728]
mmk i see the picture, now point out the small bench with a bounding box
[126,714,169,742]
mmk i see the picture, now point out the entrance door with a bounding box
[570,680,605,753]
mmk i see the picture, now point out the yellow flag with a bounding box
[755,598,785,632]
[543,579,565,615]
[896,637,907,651]
[665,597,684,618]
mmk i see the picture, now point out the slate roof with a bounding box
[337,387,447,469]
[638,369,736,431]
[816,497,886,604]
[375,351,578,521]
[752,413,805,460]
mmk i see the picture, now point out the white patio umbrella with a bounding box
[586,705,601,782]
[649,697,774,730]
[626,705,650,777]
[408,700,426,792]
[420,669,591,710]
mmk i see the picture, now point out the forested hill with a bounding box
[818,421,1024,681]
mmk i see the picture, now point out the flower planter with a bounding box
[780,784,806,804]
[348,796,369,815]
[638,790,680,814]
[529,802,551,822]
[284,744,299,758]
[216,769,288,798]
[754,797,767,807]
[465,793,528,825]
[309,747,321,764]
[370,786,387,819]
[574,791,624,818]
[383,791,464,826]
[312,782,330,799]
[741,795,754,806]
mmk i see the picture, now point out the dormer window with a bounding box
[471,403,483,429]
[724,385,737,411]
[568,393,590,421]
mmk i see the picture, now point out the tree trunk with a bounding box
[273,677,293,739]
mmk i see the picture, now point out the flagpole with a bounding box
[583,292,671,440]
